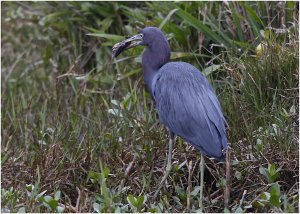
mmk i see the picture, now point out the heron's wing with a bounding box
[153,62,227,160]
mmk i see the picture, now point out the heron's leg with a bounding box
[154,131,174,197]
[199,154,205,212]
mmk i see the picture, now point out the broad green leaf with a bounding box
[270,183,281,197]
[136,195,147,208]
[48,199,58,210]
[127,194,137,208]
[269,195,280,207]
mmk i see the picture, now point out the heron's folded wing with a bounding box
[154,62,227,159]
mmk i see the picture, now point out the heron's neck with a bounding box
[142,44,170,91]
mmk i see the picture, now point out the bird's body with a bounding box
[153,62,227,159]
[134,27,227,160]
[112,27,229,201]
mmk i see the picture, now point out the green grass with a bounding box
[1,1,299,213]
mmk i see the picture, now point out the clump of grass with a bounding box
[1,1,299,213]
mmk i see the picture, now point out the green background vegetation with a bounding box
[1,1,299,213]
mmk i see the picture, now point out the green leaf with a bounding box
[233,40,252,49]
[159,9,179,29]
[289,105,296,114]
[175,185,185,196]
[44,195,53,203]
[176,160,187,171]
[261,192,270,200]
[190,186,200,196]
[102,166,110,178]
[93,202,101,213]
[35,190,47,201]
[253,200,265,208]
[269,195,280,207]
[234,171,242,180]
[48,199,58,210]
[269,164,276,175]
[224,208,231,213]
[242,3,264,28]
[170,52,210,60]
[54,191,61,201]
[268,164,280,182]
[270,183,281,197]
[259,165,272,183]
[87,33,124,41]
[202,64,221,76]
[127,194,137,208]
[136,195,147,209]
[56,206,64,213]
[88,171,101,183]
[235,207,244,213]
[176,8,230,47]
[242,2,264,36]
[26,184,34,192]
[231,11,244,41]
[256,138,263,152]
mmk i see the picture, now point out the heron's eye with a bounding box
[139,33,144,38]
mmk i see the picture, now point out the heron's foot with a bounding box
[154,164,171,198]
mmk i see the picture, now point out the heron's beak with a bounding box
[112,33,143,58]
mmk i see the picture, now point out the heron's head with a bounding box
[112,27,169,58]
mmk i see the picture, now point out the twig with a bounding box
[125,156,136,178]
[199,154,205,212]
[75,187,81,213]
[239,190,247,207]
[187,160,193,210]
[224,147,232,209]
[120,155,137,193]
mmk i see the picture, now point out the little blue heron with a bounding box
[112,27,229,208]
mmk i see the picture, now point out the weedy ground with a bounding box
[1,2,299,213]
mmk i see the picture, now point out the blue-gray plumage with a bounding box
[153,62,227,159]
[112,26,228,160]
[112,27,229,200]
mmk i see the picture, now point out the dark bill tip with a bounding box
[112,40,132,58]
[112,33,143,58]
